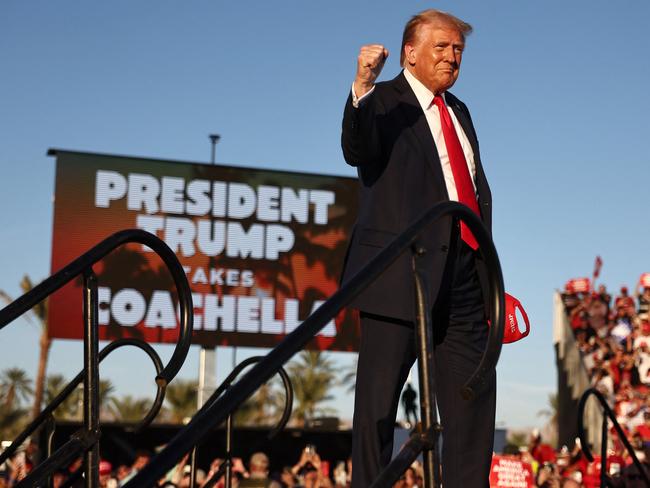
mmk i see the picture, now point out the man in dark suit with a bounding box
[340,9,496,488]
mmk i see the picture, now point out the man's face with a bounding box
[405,22,465,94]
[117,465,130,480]
[304,470,319,488]
[99,473,110,488]
[133,455,149,470]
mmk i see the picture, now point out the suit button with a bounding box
[441,245,449,252]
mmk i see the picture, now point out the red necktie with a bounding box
[433,95,480,250]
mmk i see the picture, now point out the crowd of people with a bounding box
[1,441,360,488]
[0,441,432,488]
[554,276,650,486]
[563,280,650,441]
[497,428,650,487]
[4,432,648,488]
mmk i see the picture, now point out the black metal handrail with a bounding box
[0,229,193,385]
[207,355,294,441]
[578,387,650,487]
[126,201,505,487]
[0,338,165,467]
[16,338,169,488]
[0,229,193,488]
[195,355,293,488]
[372,250,442,487]
[18,429,98,488]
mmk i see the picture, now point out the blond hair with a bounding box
[400,9,473,66]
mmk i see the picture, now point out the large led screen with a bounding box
[48,149,360,351]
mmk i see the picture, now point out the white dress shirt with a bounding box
[351,69,477,201]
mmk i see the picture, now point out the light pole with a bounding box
[198,134,221,409]
[209,134,221,164]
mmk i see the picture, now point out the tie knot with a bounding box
[432,94,445,109]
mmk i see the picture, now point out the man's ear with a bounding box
[404,44,416,66]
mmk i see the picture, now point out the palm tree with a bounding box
[234,379,286,427]
[44,375,115,420]
[0,402,27,438]
[109,395,152,423]
[537,393,558,426]
[287,351,337,426]
[164,379,198,423]
[537,393,559,445]
[507,430,529,448]
[0,368,33,439]
[0,368,33,410]
[250,382,284,425]
[99,379,116,414]
[0,275,51,420]
[341,357,358,393]
[44,374,78,420]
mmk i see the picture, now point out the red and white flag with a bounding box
[593,255,603,279]
[566,278,591,293]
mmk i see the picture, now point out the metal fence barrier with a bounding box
[0,229,194,488]
[578,387,650,488]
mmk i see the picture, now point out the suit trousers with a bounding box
[350,229,496,488]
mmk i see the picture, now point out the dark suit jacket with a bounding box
[340,71,493,321]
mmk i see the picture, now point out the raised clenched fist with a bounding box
[354,44,389,98]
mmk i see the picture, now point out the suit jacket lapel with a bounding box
[446,92,485,182]
[446,95,479,157]
[392,72,449,199]
[446,92,491,224]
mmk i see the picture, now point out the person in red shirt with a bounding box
[528,430,557,465]
[635,412,650,445]
[616,286,636,317]
[582,453,627,488]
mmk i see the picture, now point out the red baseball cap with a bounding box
[99,460,112,475]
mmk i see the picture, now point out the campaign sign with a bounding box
[565,278,591,294]
[489,455,534,488]
[48,149,360,350]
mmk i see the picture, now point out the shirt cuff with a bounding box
[351,83,375,108]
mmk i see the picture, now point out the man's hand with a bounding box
[354,44,388,98]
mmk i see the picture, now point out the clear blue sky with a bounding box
[1,0,649,431]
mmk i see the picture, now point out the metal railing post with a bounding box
[578,388,650,488]
[600,414,608,488]
[370,248,443,488]
[82,270,100,488]
[0,338,167,472]
[189,447,198,488]
[1,230,193,487]
[189,356,294,488]
[225,414,233,488]
[16,432,98,488]
[44,415,56,488]
[412,248,441,488]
